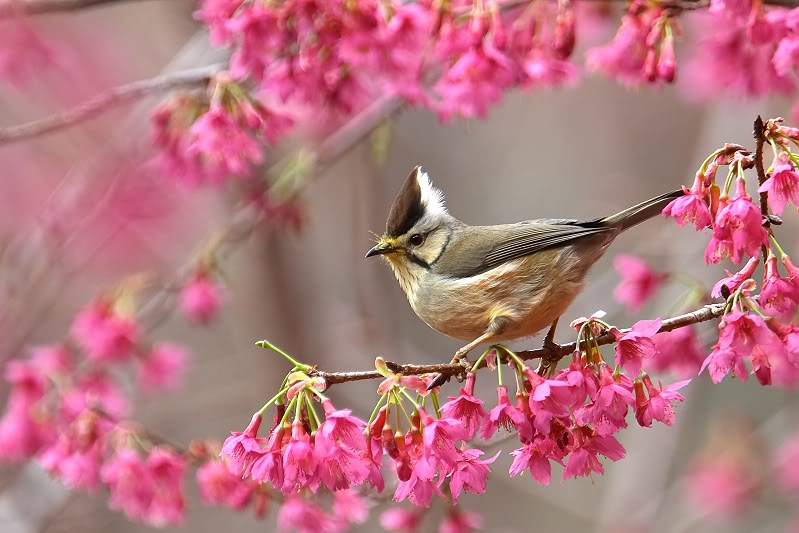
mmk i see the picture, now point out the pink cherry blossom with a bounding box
[585,7,657,87]
[196,459,253,509]
[761,253,799,320]
[686,459,756,517]
[613,255,669,312]
[509,435,563,486]
[481,385,533,441]
[759,152,799,215]
[448,446,499,504]
[282,422,317,493]
[613,319,662,377]
[180,273,223,324]
[101,449,154,521]
[249,425,286,487]
[662,174,713,230]
[194,0,244,45]
[649,326,705,378]
[439,509,483,533]
[70,300,138,363]
[332,489,369,526]
[317,400,367,452]
[709,178,768,264]
[39,412,112,490]
[316,439,370,491]
[137,343,190,391]
[440,372,486,440]
[187,104,265,178]
[380,507,424,532]
[277,496,338,533]
[220,413,265,476]
[634,375,690,427]
[575,364,634,436]
[394,456,439,507]
[711,255,760,298]
[145,447,186,526]
[775,432,799,493]
[420,410,467,469]
[526,371,572,435]
[563,431,626,479]
[0,18,54,86]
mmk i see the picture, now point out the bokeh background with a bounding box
[1,2,798,532]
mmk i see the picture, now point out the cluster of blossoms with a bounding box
[151,74,293,186]
[222,327,688,529]
[660,117,799,387]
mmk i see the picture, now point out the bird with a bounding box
[365,166,683,385]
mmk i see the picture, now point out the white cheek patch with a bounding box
[417,168,447,218]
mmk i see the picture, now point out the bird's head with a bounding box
[366,166,455,287]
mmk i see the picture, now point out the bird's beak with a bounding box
[365,240,395,258]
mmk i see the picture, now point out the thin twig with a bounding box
[0,0,162,17]
[0,64,222,145]
[753,115,771,261]
[313,302,727,385]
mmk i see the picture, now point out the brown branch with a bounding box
[0,64,222,145]
[753,115,771,261]
[0,0,164,17]
[313,302,727,385]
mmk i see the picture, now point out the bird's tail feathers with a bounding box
[600,189,684,232]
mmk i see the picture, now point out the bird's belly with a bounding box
[411,252,588,342]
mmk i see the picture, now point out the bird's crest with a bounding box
[386,166,447,237]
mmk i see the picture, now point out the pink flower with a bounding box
[613,255,668,312]
[759,152,799,215]
[394,456,439,507]
[316,400,366,452]
[420,410,467,469]
[101,449,153,521]
[282,422,317,494]
[380,508,424,532]
[39,412,112,490]
[563,432,626,479]
[648,326,705,378]
[180,273,223,324]
[220,413,265,476]
[575,364,634,436]
[774,34,799,76]
[634,375,690,427]
[775,432,799,493]
[194,0,244,45]
[432,44,516,120]
[526,371,572,435]
[332,489,369,526]
[137,343,190,391]
[509,435,563,486]
[448,447,499,504]
[686,459,756,518]
[70,300,138,363]
[316,440,370,491]
[710,178,768,264]
[145,447,186,526]
[585,9,653,87]
[761,253,799,320]
[480,386,532,441]
[196,459,253,509]
[187,104,262,178]
[277,496,338,533]
[711,256,760,298]
[249,425,286,487]
[440,372,486,440]
[439,509,483,533]
[613,319,662,377]
[662,174,712,230]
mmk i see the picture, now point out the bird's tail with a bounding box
[600,189,684,232]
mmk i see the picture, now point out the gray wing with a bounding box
[436,220,613,278]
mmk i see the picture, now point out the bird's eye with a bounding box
[409,233,425,246]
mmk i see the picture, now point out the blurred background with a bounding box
[1,1,799,532]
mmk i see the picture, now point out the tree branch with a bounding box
[0,0,164,17]
[0,64,222,145]
[753,115,772,261]
[313,302,727,386]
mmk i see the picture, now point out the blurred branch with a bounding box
[0,0,165,17]
[0,64,221,145]
[313,302,727,385]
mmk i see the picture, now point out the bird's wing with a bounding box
[436,220,613,278]
[481,221,612,268]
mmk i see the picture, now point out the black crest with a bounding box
[386,166,425,237]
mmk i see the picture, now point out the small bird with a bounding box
[366,166,682,383]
